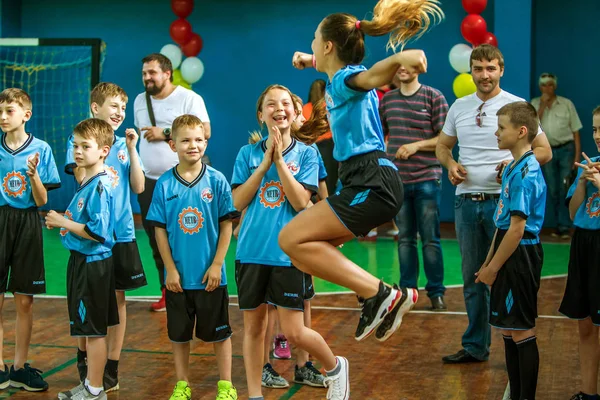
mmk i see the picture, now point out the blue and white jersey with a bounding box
[0,134,60,208]
[310,143,328,182]
[232,138,318,267]
[60,171,114,260]
[567,155,600,230]
[66,134,144,242]
[146,164,239,290]
[325,65,385,162]
[495,151,546,238]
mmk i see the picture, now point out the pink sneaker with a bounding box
[273,334,291,359]
[150,288,166,312]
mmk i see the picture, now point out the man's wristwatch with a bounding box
[163,128,172,139]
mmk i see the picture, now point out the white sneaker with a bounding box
[323,356,349,400]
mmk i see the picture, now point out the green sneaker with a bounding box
[216,380,238,400]
[169,381,191,400]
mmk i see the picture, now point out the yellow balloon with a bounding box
[172,69,191,90]
[453,73,477,98]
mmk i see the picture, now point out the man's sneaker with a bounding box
[76,353,87,383]
[294,361,326,387]
[151,288,167,312]
[375,285,418,342]
[9,363,48,392]
[323,356,349,400]
[169,381,191,400]
[261,363,289,388]
[355,281,404,341]
[58,384,106,399]
[103,367,119,393]
[273,334,291,359]
[216,380,238,400]
[0,365,9,390]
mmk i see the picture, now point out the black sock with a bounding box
[503,335,521,400]
[106,359,119,373]
[516,336,539,400]
[77,349,87,362]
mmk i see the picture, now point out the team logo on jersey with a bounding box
[2,171,27,198]
[104,166,120,189]
[117,150,128,164]
[503,181,509,198]
[586,192,600,218]
[286,161,300,176]
[178,206,204,235]
[259,181,285,209]
[496,199,504,221]
[60,210,73,237]
[201,187,214,203]
[77,198,85,212]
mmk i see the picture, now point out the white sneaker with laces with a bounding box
[323,356,349,400]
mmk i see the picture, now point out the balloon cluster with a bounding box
[449,0,498,98]
[159,0,205,89]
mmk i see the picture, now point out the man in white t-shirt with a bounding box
[435,45,552,364]
[133,53,211,312]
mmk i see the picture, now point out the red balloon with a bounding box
[475,32,498,47]
[462,0,487,14]
[181,33,203,57]
[461,14,487,45]
[171,0,193,18]
[170,18,192,45]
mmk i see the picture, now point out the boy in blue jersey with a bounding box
[65,82,147,391]
[559,107,600,400]
[46,118,118,400]
[232,85,340,400]
[146,114,238,400]
[475,102,546,400]
[0,88,60,392]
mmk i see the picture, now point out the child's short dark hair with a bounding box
[91,82,128,107]
[497,101,539,143]
[172,114,205,140]
[0,88,32,110]
[73,118,114,149]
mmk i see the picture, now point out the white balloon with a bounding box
[180,57,204,84]
[449,44,473,74]
[160,44,182,70]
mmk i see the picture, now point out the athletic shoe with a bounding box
[294,361,326,387]
[261,363,289,388]
[9,363,48,392]
[169,381,191,400]
[323,356,349,400]
[151,288,167,312]
[357,230,377,242]
[216,380,238,399]
[76,352,87,383]
[0,365,9,390]
[273,334,291,359]
[375,285,418,342]
[355,281,402,341]
[103,367,119,393]
[58,384,106,399]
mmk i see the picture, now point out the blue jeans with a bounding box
[395,180,445,298]
[542,141,575,232]
[455,195,498,361]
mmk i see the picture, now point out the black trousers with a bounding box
[137,177,165,289]
[316,138,339,196]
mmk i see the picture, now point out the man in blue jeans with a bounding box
[531,73,583,239]
[380,64,449,310]
[436,45,552,364]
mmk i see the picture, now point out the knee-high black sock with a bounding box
[516,336,539,400]
[503,335,521,400]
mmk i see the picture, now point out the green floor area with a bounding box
[42,229,570,297]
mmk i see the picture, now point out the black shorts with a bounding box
[559,228,600,325]
[0,206,45,294]
[327,151,403,237]
[235,262,306,311]
[113,241,148,291]
[67,252,119,337]
[489,230,543,330]
[166,287,232,343]
[304,273,315,301]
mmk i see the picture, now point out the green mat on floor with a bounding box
[41,229,570,297]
